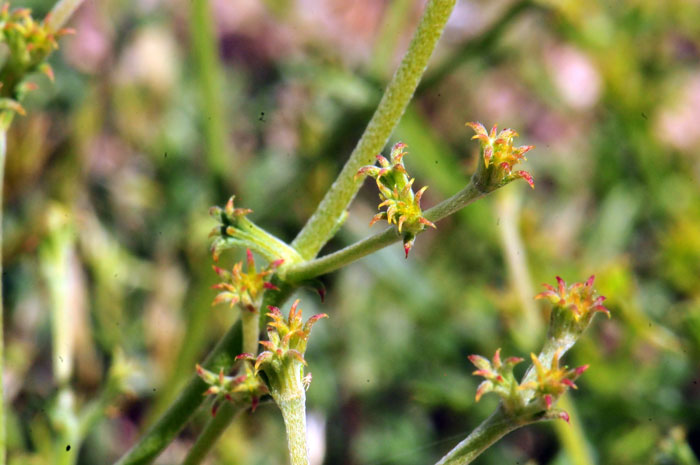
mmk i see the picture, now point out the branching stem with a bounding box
[282,182,484,282]
[291,0,457,260]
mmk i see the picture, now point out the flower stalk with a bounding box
[435,276,609,464]
[291,0,457,260]
[209,196,302,265]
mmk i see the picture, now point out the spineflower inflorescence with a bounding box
[469,275,609,424]
[196,358,268,416]
[209,196,253,261]
[211,248,282,312]
[535,275,610,322]
[520,350,588,412]
[0,3,73,114]
[469,349,524,412]
[466,122,534,191]
[355,142,436,258]
[249,300,327,400]
[536,275,610,340]
[469,347,588,422]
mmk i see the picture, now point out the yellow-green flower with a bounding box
[211,249,282,312]
[355,142,436,257]
[466,122,534,190]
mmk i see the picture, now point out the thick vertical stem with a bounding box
[241,309,260,355]
[291,0,457,259]
[278,393,309,465]
[191,0,231,179]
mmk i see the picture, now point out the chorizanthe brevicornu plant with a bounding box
[110,1,611,464]
[436,275,610,465]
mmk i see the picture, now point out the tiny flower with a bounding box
[254,300,327,400]
[211,248,282,312]
[0,3,73,108]
[519,350,588,411]
[355,142,436,258]
[466,122,534,190]
[196,358,269,415]
[469,348,525,412]
[535,275,610,322]
[209,195,253,261]
[208,195,302,265]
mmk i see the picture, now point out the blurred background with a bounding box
[3,0,700,463]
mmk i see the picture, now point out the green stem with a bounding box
[217,217,303,265]
[435,406,528,465]
[180,402,244,465]
[278,393,309,465]
[291,0,457,260]
[114,320,244,465]
[46,0,85,32]
[117,284,295,465]
[241,308,260,355]
[283,181,485,282]
[190,0,231,179]
[417,0,534,95]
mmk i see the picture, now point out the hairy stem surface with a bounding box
[435,407,517,465]
[291,0,457,259]
[279,393,309,465]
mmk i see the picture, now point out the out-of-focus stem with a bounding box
[190,0,231,179]
[291,0,457,260]
[46,0,85,32]
[0,112,12,465]
[494,188,542,350]
[417,0,535,95]
[181,402,244,465]
[554,395,596,465]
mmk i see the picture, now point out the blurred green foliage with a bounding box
[3,0,700,464]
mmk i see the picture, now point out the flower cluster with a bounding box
[355,142,436,258]
[536,275,610,340]
[212,249,282,312]
[246,300,327,401]
[466,122,534,191]
[520,350,588,411]
[536,275,609,322]
[209,196,253,261]
[469,349,524,412]
[469,276,609,422]
[0,3,73,114]
[196,359,269,415]
[470,347,588,421]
